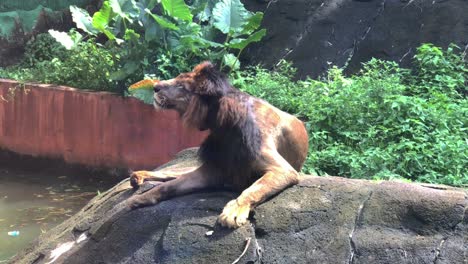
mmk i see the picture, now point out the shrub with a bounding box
[21,33,68,67]
[58,0,266,85]
[2,0,267,94]
[408,43,467,98]
[232,44,467,186]
[231,61,300,113]
[0,33,119,92]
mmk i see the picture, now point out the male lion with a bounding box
[128,62,308,228]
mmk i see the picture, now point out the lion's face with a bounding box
[153,62,233,130]
[152,72,196,113]
[153,61,228,113]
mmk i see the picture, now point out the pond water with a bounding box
[0,163,122,262]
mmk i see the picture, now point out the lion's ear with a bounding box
[193,61,231,96]
[193,61,215,73]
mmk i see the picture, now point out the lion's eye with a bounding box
[176,85,189,91]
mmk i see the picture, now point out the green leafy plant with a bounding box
[0,33,119,92]
[232,45,467,187]
[408,43,467,98]
[21,33,68,67]
[2,0,267,96]
[61,0,266,84]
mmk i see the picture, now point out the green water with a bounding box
[0,166,119,262]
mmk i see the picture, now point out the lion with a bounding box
[127,61,309,228]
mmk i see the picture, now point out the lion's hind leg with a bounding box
[130,170,178,189]
[127,165,220,209]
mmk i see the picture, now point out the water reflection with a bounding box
[0,167,120,261]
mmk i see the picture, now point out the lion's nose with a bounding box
[154,85,161,93]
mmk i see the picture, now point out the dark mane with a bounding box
[182,96,210,130]
[182,62,263,188]
[198,91,263,188]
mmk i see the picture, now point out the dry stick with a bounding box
[232,237,252,264]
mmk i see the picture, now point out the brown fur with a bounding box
[128,62,309,228]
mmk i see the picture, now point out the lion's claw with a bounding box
[218,199,251,228]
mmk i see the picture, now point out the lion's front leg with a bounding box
[218,165,299,228]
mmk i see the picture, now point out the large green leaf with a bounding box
[161,0,193,21]
[145,8,179,30]
[109,0,140,23]
[119,0,140,19]
[223,53,240,70]
[92,1,116,40]
[70,6,98,35]
[241,12,263,35]
[109,0,127,21]
[180,35,223,51]
[212,0,250,34]
[192,0,217,22]
[144,18,161,41]
[128,88,154,104]
[124,28,141,41]
[227,29,266,50]
[146,0,158,10]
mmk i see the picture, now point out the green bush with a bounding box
[58,0,266,85]
[0,33,119,92]
[408,43,467,98]
[232,44,467,186]
[2,0,266,94]
[21,33,68,67]
[231,61,300,113]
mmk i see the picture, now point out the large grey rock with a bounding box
[10,148,468,264]
[243,0,468,78]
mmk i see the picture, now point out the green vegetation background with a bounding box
[0,0,466,186]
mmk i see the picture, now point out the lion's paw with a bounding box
[218,199,251,228]
[129,171,152,189]
[126,193,159,210]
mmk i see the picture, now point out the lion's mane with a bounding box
[182,63,263,188]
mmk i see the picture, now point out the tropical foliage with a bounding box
[63,0,265,83]
[0,33,118,91]
[0,1,466,187]
[232,44,467,186]
[1,0,266,93]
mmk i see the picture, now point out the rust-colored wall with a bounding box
[0,79,207,169]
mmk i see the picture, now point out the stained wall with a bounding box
[0,79,207,169]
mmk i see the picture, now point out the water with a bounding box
[0,165,121,262]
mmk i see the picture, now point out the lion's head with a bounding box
[153,62,233,130]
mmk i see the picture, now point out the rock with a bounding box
[242,0,468,79]
[10,148,467,264]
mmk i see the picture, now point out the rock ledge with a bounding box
[10,148,467,264]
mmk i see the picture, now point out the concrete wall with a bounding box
[0,79,207,169]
